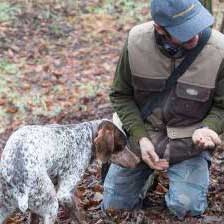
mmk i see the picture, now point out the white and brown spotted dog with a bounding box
[0,119,140,224]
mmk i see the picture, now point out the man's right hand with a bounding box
[139,137,169,170]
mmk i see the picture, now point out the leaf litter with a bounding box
[0,1,223,223]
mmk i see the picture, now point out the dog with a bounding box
[0,119,140,224]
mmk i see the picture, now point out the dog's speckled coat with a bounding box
[0,120,103,223]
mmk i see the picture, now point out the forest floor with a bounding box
[0,1,224,223]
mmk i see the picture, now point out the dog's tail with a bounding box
[17,192,29,213]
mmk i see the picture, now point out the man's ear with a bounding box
[154,23,166,35]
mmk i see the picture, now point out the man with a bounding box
[102,0,224,219]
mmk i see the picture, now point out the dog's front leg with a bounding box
[31,213,56,224]
[63,194,84,224]
[30,213,41,224]
[57,176,86,224]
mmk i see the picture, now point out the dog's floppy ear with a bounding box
[112,123,127,153]
[104,129,114,152]
[98,120,127,154]
[94,121,115,157]
[98,121,115,152]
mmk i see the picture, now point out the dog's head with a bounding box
[94,120,140,168]
[94,120,126,163]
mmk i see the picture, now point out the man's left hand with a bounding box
[192,127,221,150]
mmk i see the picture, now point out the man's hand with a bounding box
[192,127,221,149]
[139,137,169,170]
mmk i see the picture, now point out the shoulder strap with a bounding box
[141,28,212,120]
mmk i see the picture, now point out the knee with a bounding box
[102,163,152,210]
[102,168,142,210]
[102,187,141,210]
[165,187,208,218]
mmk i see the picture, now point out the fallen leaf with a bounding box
[0,98,7,105]
[6,103,18,113]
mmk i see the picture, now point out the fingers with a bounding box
[142,156,157,169]
[143,155,169,171]
[209,131,221,145]
[154,159,169,170]
[192,128,221,150]
[195,136,215,149]
[141,147,159,165]
[139,137,169,170]
[149,149,159,162]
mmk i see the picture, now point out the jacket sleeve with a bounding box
[202,60,224,134]
[109,40,148,143]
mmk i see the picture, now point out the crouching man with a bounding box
[102,0,224,219]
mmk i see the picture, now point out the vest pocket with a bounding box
[132,76,166,92]
[175,83,211,102]
[164,83,214,125]
[132,76,166,108]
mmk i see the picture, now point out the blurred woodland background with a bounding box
[0,0,224,223]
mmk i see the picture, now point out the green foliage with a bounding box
[0,78,8,95]
[86,0,149,22]
[0,59,18,75]
[80,82,101,98]
[0,2,21,22]
[48,23,67,38]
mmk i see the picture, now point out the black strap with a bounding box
[141,28,212,120]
